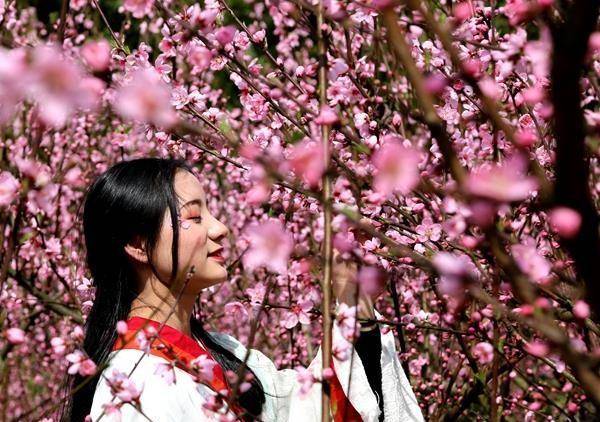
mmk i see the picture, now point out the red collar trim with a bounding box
[124,316,206,356]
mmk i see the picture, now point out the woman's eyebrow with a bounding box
[179,198,205,210]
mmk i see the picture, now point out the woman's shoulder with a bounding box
[99,349,177,378]
[207,331,275,369]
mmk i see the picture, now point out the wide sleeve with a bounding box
[211,309,424,422]
[89,350,220,421]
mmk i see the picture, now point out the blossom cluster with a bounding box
[0,0,599,420]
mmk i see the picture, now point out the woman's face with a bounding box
[151,170,230,293]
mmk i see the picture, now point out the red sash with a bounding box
[112,317,363,421]
[330,363,363,422]
[112,317,230,394]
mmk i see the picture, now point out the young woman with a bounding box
[62,158,423,421]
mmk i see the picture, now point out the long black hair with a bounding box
[61,157,265,421]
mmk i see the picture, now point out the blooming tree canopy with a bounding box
[1,0,600,420]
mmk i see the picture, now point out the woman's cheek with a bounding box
[188,226,208,255]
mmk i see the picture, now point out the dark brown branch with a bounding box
[549,0,600,318]
[57,0,69,42]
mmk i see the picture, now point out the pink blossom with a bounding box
[0,47,27,124]
[70,0,87,11]
[28,183,59,215]
[511,243,551,283]
[521,85,545,105]
[332,342,351,361]
[295,367,316,397]
[240,92,269,121]
[423,73,448,95]
[51,337,66,355]
[154,362,175,385]
[101,402,122,420]
[466,200,497,229]
[191,354,217,383]
[371,135,421,197]
[432,252,476,304]
[123,0,154,18]
[514,129,537,147]
[356,266,386,297]
[336,303,358,339]
[333,231,357,254]
[107,369,142,402]
[503,0,550,26]
[465,154,538,202]
[478,77,502,100]
[242,219,294,274]
[6,327,25,344]
[214,26,237,47]
[453,2,474,22]
[116,321,128,335]
[66,350,97,376]
[525,341,549,357]
[280,299,313,329]
[15,157,50,187]
[288,140,325,188]
[28,44,99,127]
[188,44,213,74]
[245,282,266,307]
[471,342,494,364]
[114,67,178,128]
[589,32,600,54]
[64,166,85,188]
[246,181,271,205]
[415,217,442,243]
[572,300,590,320]
[433,252,469,277]
[224,301,248,321]
[0,171,19,207]
[314,105,339,125]
[548,207,581,239]
[251,29,266,43]
[81,39,111,72]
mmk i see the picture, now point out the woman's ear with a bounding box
[123,236,148,264]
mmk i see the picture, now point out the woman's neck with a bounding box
[128,288,197,337]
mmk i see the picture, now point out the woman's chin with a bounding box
[198,268,228,287]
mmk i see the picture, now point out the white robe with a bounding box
[90,318,424,421]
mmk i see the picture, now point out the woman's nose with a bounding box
[208,218,229,241]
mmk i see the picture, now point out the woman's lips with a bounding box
[208,250,225,263]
